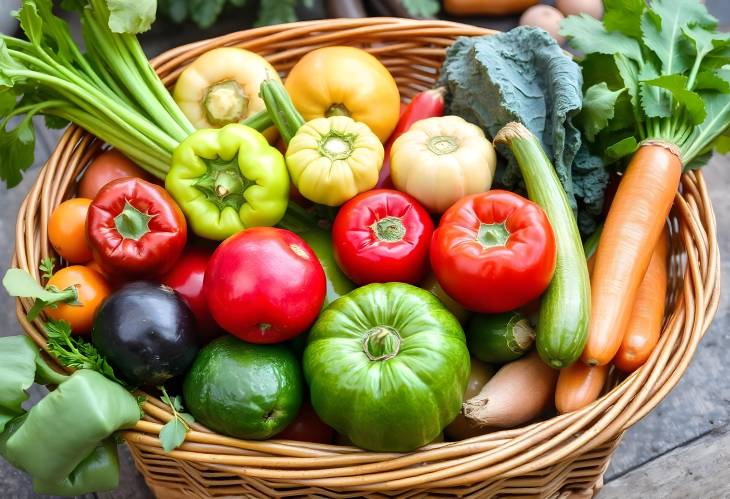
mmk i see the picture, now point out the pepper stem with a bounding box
[204,80,249,127]
[371,216,406,242]
[362,326,401,361]
[114,201,155,241]
[477,222,510,249]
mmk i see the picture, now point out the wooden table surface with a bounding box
[1,2,728,498]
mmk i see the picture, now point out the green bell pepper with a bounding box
[303,283,470,452]
[0,336,140,495]
[298,228,355,308]
[166,123,290,241]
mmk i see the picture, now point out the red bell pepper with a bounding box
[430,190,556,313]
[376,87,445,188]
[332,189,434,285]
[86,177,187,279]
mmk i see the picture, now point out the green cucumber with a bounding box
[494,122,591,368]
[467,311,534,365]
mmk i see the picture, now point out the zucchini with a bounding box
[467,311,534,364]
[494,122,590,368]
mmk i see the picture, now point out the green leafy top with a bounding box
[158,386,195,452]
[561,0,730,168]
[44,319,124,385]
[157,0,315,29]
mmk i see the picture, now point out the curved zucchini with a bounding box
[494,122,590,368]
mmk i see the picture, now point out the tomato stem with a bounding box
[362,326,401,361]
[371,216,406,242]
[476,222,510,249]
[114,201,155,241]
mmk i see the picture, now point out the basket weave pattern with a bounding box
[13,18,720,498]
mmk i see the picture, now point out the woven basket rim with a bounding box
[11,17,721,494]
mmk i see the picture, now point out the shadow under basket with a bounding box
[13,17,720,499]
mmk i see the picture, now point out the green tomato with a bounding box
[299,228,355,308]
[303,283,470,452]
[183,336,303,439]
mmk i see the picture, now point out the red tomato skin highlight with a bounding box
[430,190,556,313]
[332,189,434,285]
[204,227,326,344]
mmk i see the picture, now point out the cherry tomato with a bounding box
[48,198,93,263]
[276,403,335,444]
[332,189,434,285]
[78,149,150,199]
[204,227,326,343]
[46,265,112,335]
[161,246,221,343]
[430,190,556,313]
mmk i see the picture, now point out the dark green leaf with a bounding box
[640,0,715,75]
[59,0,85,11]
[561,14,643,62]
[190,0,227,29]
[256,0,298,27]
[0,117,36,189]
[644,74,706,125]
[694,71,730,92]
[39,258,55,281]
[578,83,626,141]
[159,418,187,452]
[684,87,730,163]
[401,0,440,17]
[605,136,639,160]
[163,0,189,23]
[229,0,248,6]
[0,89,16,117]
[714,135,730,154]
[44,114,69,129]
[17,0,43,47]
[603,0,645,39]
[638,63,671,118]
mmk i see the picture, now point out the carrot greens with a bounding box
[561,0,730,168]
[0,0,195,188]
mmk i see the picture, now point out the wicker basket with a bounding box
[13,18,720,499]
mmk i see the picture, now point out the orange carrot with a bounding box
[613,229,670,373]
[582,143,681,366]
[443,0,538,16]
[555,363,609,414]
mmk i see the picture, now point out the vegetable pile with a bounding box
[1,0,727,494]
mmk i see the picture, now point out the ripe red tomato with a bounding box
[204,227,326,343]
[332,189,434,284]
[430,190,556,313]
[276,403,335,444]
[161,246,221,343]
[78,149,151,199]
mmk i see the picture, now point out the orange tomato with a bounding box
[284,46,401,142]
[45,265,111,335]
[48,198,93,263]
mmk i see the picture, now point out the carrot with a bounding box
[581,142,681,366]
[613,229,670,373]
[444,0,538,16]
[555,363,609,414]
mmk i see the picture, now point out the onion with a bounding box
[519,5,566,45]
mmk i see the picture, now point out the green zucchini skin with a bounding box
[494,123,591,368]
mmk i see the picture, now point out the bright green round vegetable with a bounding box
[467,312,535,364]
[303,283,470,452]
[183,336,303,439]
